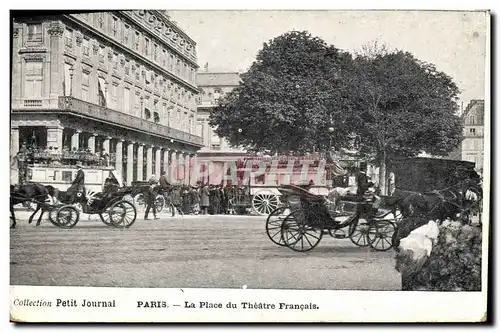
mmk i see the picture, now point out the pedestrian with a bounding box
[200,183,210,215]
[144,177,159,220]
[170,185,182,217]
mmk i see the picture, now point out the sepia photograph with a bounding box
[8,5,490,323]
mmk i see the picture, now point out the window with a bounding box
[162,49,166,66]
[112,16,118,37]
[176,59,180,75]
[63,63,72,96]
[82,38,90,56]
[82,72,90,102]
[99,46,105,63]
[470,128,476,135]
[24,61,43,97]
[96,13,104,29]
[154,44,158,61]
[62,171,73,182]
[153,112,160,123]
[144,38,150,56]
[169,54,174,71]
[111,83,118,109]
[64,29,73,48]
[134,31,140,51]
[97,77,107,107]
[112,53,118,69]
[122,86,131,114]
[27,24,42,41]
[123,25,130,45]
[211,144,221,151]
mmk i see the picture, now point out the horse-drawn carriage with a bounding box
[265,184,400,252]
[10,171,138,229]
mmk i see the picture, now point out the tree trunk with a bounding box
[379,149,387,195]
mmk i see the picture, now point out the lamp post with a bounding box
[69,66,74,97]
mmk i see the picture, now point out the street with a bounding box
[10,210,401,290]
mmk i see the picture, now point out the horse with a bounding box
[327,185,357,211]
[10,183,52,229]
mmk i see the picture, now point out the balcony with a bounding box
[58,96,203,146]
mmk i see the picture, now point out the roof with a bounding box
[196,72,241,87]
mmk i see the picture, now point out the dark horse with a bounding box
[10,183,51,229]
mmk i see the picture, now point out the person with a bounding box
[200,183,210,215]
[67,163,85,203]
[103,172,120,200]
[356,166,369,196]
[159,171,170,194]
[144,177,159,220]
[170,185,182,217]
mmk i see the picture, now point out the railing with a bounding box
[58,96,203,146]
[23,99,43,107]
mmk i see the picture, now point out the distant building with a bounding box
[448,99,485,172]
[195,71,245,184]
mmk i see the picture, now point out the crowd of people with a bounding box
[17,143,111,168]
[142,172,249,219]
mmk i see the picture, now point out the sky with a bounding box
[168,10,488,109]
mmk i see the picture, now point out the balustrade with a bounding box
[58,96,203,145]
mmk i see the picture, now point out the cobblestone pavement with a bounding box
[10,210,401,290]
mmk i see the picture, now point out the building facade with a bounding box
[196,72,246,184]
[448,99,485,172]
[11,10,203,185]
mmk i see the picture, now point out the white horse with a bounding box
[327,185,358,211]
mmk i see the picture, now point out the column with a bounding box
[12,27,21,99]
[115,139,123,177]
[146,145,153,180]
[88,133,97,153]
[71,130,81,151]
[177,151,185,185]
[184,153,190,185]
[11,126,20,156]
[170,150,177,184]
[191,153,198,186]
[48,23,64,99]
[155,148,161,177]
[127,141,134,185]
[102,136,111,154]
[162,148,170,177]
[46,126,64,149]
[137,143,144,182]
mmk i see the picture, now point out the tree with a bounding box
[348,47,464,194]
[209,31,354,155]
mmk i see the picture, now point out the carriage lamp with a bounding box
[238,128,242,133]
[170,139,174,143]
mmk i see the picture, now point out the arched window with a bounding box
[145,108,151,120]
[153,112,160,123]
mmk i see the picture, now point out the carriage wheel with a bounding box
[155,195,165,213]
[48,206,62,227]
[56,205,80,229]
[367,220,396,251]
[348,217,372,247]
[252,191,280,215]
[265,206,290,246]
[99,209,114,226]
[133,193,145,211]
[281,210,323,252]
[109,201,137,228]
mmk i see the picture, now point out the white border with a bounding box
[2,0,496,329]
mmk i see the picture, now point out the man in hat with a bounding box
[356,163,369,196]
[67,163,85,203]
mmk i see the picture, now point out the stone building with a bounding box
[11,10,203,185]
[448,99,485,172]
[196,71,246,184]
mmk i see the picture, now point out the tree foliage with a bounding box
[348,50,464,163]
[209,31,354,154]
